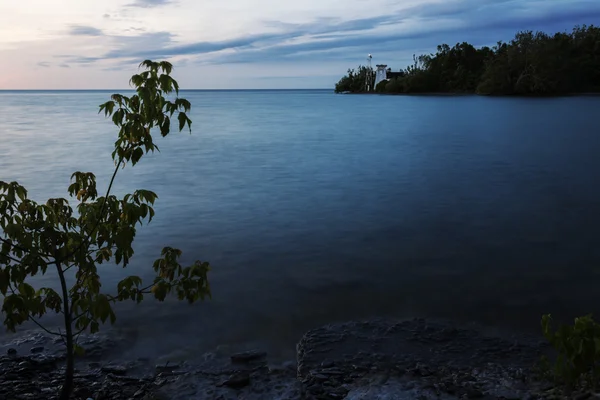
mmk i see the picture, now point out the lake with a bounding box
[1,90,600,361]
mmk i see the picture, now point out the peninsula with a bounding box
[335,24,600,96]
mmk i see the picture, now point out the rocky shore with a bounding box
[0,318,591,399]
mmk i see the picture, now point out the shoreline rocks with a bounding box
[0,317,590,399]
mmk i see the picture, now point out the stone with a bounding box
[7,348,17,356]
[155,362,181,373]
[101,365,128,375]
[307,383,324,394]
[230,350,267,364]
[30,346,44,354]
[467,388,485,398]
[222,371,250,389]
[311,373,329,381]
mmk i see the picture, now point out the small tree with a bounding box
[0,60,211,400]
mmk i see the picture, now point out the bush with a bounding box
[541,314,600,388]
[375,80,388,93]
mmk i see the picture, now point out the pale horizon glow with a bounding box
[1,0,599,89]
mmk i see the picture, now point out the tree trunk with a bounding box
[57,263,74,400]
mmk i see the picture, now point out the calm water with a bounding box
[1,90,600,361]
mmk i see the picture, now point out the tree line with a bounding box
[334,24,600,96]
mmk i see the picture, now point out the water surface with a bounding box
[1,90,600,361]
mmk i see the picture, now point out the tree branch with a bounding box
[0,251,23,265]
[28,315,62,337]
[1,232,57,261]
[73,325,87,337]
[0,236,37,257]
[42,156,125,267]
[105,282,156,303]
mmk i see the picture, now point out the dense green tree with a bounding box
[334,65,375,93]
[0,60,211,399]
[335,24,600,96]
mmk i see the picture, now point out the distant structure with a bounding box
[375,64,388,88]
[374,62,405,88]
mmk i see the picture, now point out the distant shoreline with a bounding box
[339,91,600,97]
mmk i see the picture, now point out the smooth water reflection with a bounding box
[1,90,600,361]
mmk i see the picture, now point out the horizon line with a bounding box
[0,88,332,92]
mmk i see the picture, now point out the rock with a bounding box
[230,350,267,364]
[7,348,17,356]
[467,388,485,398]
[101,365,127,375]
[30,346,44,354]
[311,373,329,381]
[155,362,181,373]
[222,371,250,389]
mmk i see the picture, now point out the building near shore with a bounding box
[374,64,406,87]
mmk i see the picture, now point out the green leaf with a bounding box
[178,112,186,132]
[131,147,144,165]
[18,282,35,298]
[0,268,9,295]
[15,186,27,201]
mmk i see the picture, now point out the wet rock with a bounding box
[311,373,330,381]
[222,371,250,388]
[30,346,44,354]
[230,350,267,364]
[155,362,181,373]
[101,364,127,375]
[467,388,485,398]
[7,348,17,356]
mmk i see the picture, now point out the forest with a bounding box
[334,25,600,96]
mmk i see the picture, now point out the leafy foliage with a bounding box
[335,24,600,96]
[334,65,375,93]
[541,314,600,388]
[0,60,210,399]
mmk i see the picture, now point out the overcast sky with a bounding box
[1,0,599,89]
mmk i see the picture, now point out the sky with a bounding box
[1,0,599,89]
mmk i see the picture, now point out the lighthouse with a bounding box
[375,64,388,88]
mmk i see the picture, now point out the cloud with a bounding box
[126,0,175,8]
[68,25,104,36]
[59,64,70,68]
[6,0,600,89]
[69,56,102,64]
[85,0,600,69]
[37,61,51,67]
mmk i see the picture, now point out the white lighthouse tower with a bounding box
[375,64,388,88]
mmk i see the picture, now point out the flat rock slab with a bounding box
[297,318,550,399]
[1,318,569,399]
[230,350,267,364]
